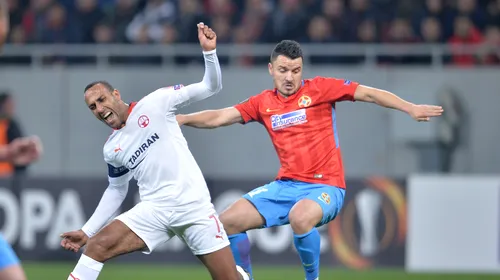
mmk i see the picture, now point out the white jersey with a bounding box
[103,85,210,209]
[81,49,222,237]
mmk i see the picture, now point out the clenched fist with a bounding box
[197,22,217,52]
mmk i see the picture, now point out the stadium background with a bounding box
[0,0,499,279]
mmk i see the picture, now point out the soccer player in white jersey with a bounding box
[60,23,249,280]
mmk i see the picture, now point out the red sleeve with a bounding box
[234,95,262,124]
[312,76,359,103]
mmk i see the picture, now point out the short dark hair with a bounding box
[84,81,114,93]
[270,40,303,62]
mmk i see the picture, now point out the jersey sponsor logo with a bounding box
[127,133,160,169]
[270,109,307,131]
[298,95,312,108]
[344,79,351,85]
[138,115,150,128]
[173,84,183,90]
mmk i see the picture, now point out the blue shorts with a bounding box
[0,234,19,270]
[243,180,346,228]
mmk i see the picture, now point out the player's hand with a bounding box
[409,104,444,122]
[197,22,216,52]
[176,114,186,126]
[9,136,43,165]
[60,229,89,253]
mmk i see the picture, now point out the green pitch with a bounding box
[23,263,499,280]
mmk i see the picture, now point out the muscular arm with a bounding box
[81,182,129,238]
[177,107,243,129]
[353,85,414,114]
[353,85,443,121]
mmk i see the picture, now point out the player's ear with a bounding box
[268,62,273,76]
[111,89,121,100]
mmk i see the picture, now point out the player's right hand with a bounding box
[175,114,186,126]
[60,229,89,253]
[197,22,216,52]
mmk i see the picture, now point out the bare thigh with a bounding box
[197,246,241,280]
[0,265,26,280]
[220,198,265,235]
[84,220,147,262]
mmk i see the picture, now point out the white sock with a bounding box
[67,254,104,280]
[236,265,250,280]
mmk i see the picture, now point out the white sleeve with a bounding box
[81,164,132,238]
[147,49,222,112]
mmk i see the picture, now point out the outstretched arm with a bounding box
[81,165,131,237]
[81,182,129,237]
[148,22,222,111]
[177,107,243,129]
[354,85,444,121]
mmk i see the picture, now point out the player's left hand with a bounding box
[197,22,216,52]
[9,136,43,165]
[409,104,444,122]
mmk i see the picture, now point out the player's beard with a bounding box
[279,82,298,97]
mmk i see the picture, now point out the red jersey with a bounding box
[234,76,359,189]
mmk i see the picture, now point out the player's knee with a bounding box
[289,212,315,234]
[219,212,243,235]
[85,234,115,262]
[289,202,323,234]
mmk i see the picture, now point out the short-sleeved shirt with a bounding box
[234,77,359,189]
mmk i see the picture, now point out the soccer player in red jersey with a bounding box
[177,40,443,280]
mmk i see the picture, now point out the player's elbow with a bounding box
[207,82,222,96]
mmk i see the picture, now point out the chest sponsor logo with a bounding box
[270,109,307,131]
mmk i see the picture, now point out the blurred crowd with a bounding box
[5,0,500,65]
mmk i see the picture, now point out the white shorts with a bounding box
[115,202,230,255]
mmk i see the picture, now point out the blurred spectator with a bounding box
[0,0,498,67]
[321,0,348,41]
[8,0,25,26]
[420,17,443,43]
[75,0,105,43]
[22,0,55,40]
[448,16,484,66]
[125,0,175,43]
[160,23,176,44]
[486,0,500,26]
[9,24,28,43]
[384,18,416,43]
[264,0,308,42]
[37,3,82,43]
[93,22,114,43]
[412,0,454,39]
[210,16,231,43]
[356,19,378,43]
[239,0,271,43]
[478,25,500,64]
[0,92,28,178]
[305,16,333,43]
[104,0,137,43]
[175,0,206,43]
[455,0,487,30]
